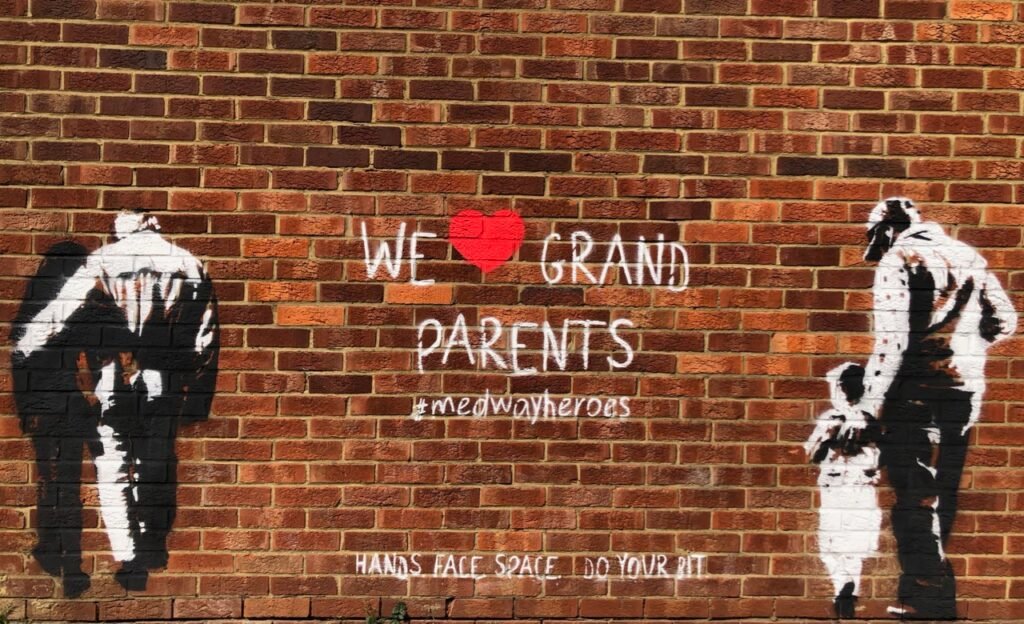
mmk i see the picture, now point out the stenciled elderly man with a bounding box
[856,197,1016,619]
[12,211,219,593]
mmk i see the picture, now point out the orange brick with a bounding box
[951,0,1015,20]
[684,222,750,243]
[243,598,310,619]
[769,333,838,353]
[169,190,236,212]
[713,201,779,221]
[278,215,345,236]
[249,282,317,302]
[277,305,345,326]
[384,284,454,304]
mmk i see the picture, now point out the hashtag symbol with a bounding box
[413,398,427,420]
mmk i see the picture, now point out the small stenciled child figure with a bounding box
[805,362,882,620]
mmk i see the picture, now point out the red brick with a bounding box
[129,24,197,46]
[243,598,310,619]
[308,54,378,75]
[65,164,130,185]
[237,4,301,25]
[166,1,232,22]
[96,0,165,20]
[201,26,266,48]
[99,599,172,621]
[820,0,879,17]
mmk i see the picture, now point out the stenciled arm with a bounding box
[178,273,220,423]
[14,261,99,359]
[860,250,912,425]
[804,411,841,464]
[979,270,1018,345]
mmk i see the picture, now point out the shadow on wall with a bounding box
[10,212,220,598]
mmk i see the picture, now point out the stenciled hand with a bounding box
[834,406,871,443]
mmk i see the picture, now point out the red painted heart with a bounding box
[449,209,525,274]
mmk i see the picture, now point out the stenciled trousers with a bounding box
[19,345,98,579]
[880,388,972,617]
[93,358,178,570]
[28,413,95,577]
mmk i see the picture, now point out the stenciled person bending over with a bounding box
[13,211,219,593]
[858,197,1016,620]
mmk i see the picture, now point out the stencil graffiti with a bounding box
[809,198,1017,620]
[805,362,881,620]
[11,212,219,596]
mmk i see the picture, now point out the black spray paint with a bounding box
[811,197,1018,621]
[11,213,219,596]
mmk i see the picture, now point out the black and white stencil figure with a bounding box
[11,211,219,595]
[806,362,881,620]
[858,198,1017,620]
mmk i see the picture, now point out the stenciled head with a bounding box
[113,210,161,240]
[826,361,865,412]
[864,197,920,262]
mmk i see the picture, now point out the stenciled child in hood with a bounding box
[805,362,882,620]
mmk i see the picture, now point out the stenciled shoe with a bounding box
[114,560,149,591]
[62,572,91,599]
[834,581,857,619]
[31,545,62,577]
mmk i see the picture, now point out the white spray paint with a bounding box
[860,199,1017,433]
[815,445,881,598]
[806,363,882,599]
[17,212,212,358]
[415,314,635,376]
[16,211,217,564]
[92,362,135,562]
[539,231,689,291]
[95,424,135,562]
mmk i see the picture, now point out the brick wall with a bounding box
[2,0,1024,621]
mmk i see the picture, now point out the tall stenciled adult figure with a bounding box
[860,198,1017,619]
[12,211,219,595]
